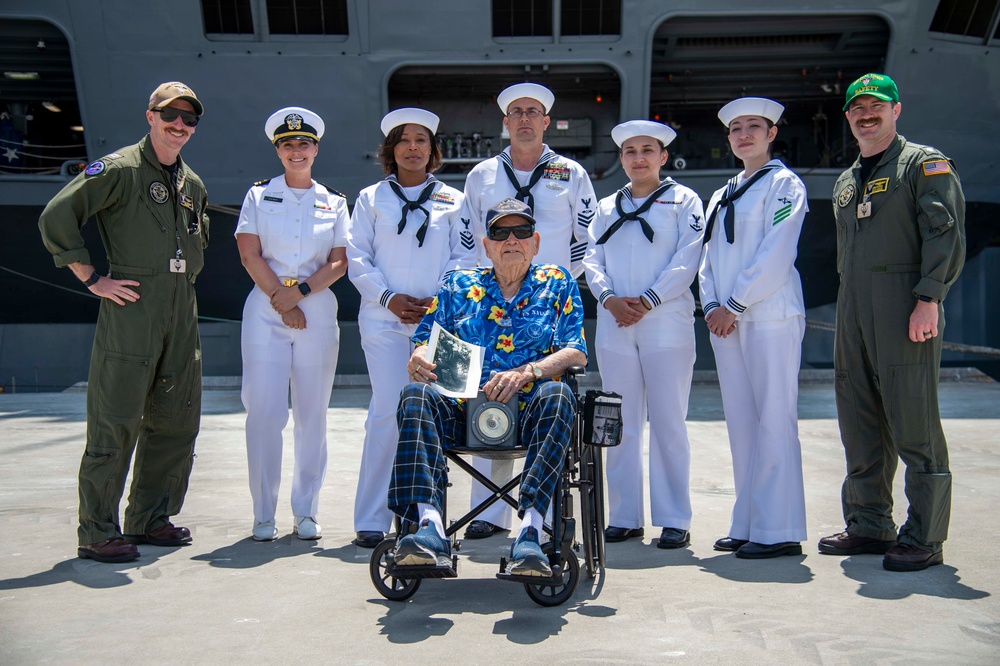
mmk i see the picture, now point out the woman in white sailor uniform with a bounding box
[698,97,808,559]
[347,108,477,548]
[583,121,704,549]
[236,107,349,541]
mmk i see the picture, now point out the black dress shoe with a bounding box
[463,520,505,540]
[714,537,749,552]
[656,528,690,549]
[353,531,385,548]
[124,523,192,547]
[818,530,895,555]
[882,543,943,572]
[734,541,803,559]
[604,526,644,543]
[78,537,139,563]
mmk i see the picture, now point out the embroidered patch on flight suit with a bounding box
[864,178,890,197]
[149,182,169,204]
[922,160,951,176]
[179,193,194,210]
[84,161,105,176]
[838,183,855,207]
[542,163,570,181]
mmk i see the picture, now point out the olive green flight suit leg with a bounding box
[124,280,202,536]
[836,270,951,553]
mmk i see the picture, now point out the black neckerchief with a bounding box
[596,180,676,245]
[386,176,438,247]
[498,150,555,212]
[704,166,776,244]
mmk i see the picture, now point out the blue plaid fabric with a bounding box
[388,381,576,524]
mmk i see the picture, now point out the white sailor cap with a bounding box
[380,107,440,136]
[717,97,784,126]
[497,83,555,115]
[265,106,325,144]
[611,120,677,148]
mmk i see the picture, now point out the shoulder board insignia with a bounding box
[253,178,272,187]
[922,160,951,177]
[84,161,105,176]
[318,182,346,198]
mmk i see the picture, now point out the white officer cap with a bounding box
[611,120,677,148]
[380,107,440,136]
[717,97,784,126]
[497,83,555,115]
[265,107,325,144]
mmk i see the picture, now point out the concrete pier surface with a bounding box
[1,376,998,665]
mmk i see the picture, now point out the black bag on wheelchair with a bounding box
[582,389,623,447]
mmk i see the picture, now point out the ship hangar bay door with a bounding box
[388,64,621,177]
[649,15,889,171]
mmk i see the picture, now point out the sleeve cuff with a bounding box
[598,289,615,306]
[913,278,949,303]
[726,296,748,316]
[52,248,91,268]
[642,289,662,309]
[379,290,396,308]
[703,301,721,315]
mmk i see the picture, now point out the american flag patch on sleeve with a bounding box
[922,160,951,176]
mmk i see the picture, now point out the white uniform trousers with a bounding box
[353,314,414,532]
[241,287,339,523]
[597,308,695,530]
[710,316,807,544]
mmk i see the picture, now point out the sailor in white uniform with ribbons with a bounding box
[583,120,704,549]
[459,82,597,538]
[347,108,477,547]
[698,97,808,559]
[236,107,349,542]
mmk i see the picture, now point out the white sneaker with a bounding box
[293,516,322,540]
[252,520,277,541]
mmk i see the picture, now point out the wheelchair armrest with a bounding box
[564,365,585,395]
[566,365,586,378]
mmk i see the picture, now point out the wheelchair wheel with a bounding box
[579,444,606,578]
[524,542,580,607]
[369,539,421,601]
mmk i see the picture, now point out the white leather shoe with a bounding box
[252,520,277,542]
[293,516,321,540]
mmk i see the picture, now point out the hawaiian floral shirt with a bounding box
[413,264,588,401]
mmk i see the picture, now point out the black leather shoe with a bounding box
[713,537,749,552]
[818,530,895,555]
[883,543,943,572]
[604,526,644,543]
[656,528,690,549]
[463,520,505,540]
[125,522,191,547]
[78,537,139,563]
[734,541,803,559]
[353,531,385,548]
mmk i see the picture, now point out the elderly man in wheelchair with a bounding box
[387,198,588,580]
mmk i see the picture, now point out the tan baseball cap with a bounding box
[148,82,204,116]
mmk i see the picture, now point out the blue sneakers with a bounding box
[507,527,552,577]
[394,519,451,567]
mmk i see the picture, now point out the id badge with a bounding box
[169,258,187,273]
[857,201,872,219]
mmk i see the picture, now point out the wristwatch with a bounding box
[527,362,543,380]
[83,271,101,287]
[917,295,937,303]
[297,281,312,297]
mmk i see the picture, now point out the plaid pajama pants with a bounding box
[387,381,576,525]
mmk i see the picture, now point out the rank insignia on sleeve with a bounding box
[922,160,951,176]
[149,181,169,204]
[84,161,105,176]
[838,183,855,207]
[179,193,194,210]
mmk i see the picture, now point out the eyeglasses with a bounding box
[506,108,544,119]
[153,107,200,127]
[488,224,534,241]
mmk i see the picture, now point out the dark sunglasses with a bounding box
[153,107,200,127]
[488,224,534,241]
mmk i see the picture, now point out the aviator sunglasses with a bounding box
[153,107,200,127]
[488,224,534,241]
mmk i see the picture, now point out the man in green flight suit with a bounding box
[819,73,965,571]
[38,82,210,563]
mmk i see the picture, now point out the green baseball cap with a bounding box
[843,73,899,111]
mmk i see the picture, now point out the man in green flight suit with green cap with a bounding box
[819,73,965,571]
[38,81,210,563]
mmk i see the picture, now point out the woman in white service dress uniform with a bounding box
[698,97,808,559]
[583,120,704,549]
[347,108,477,547]
[236,107,349,542]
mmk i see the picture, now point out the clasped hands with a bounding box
[269,285,306,330]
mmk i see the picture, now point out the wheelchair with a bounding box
[369,366,622,607]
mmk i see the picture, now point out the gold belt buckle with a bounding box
[282,278,299,287]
